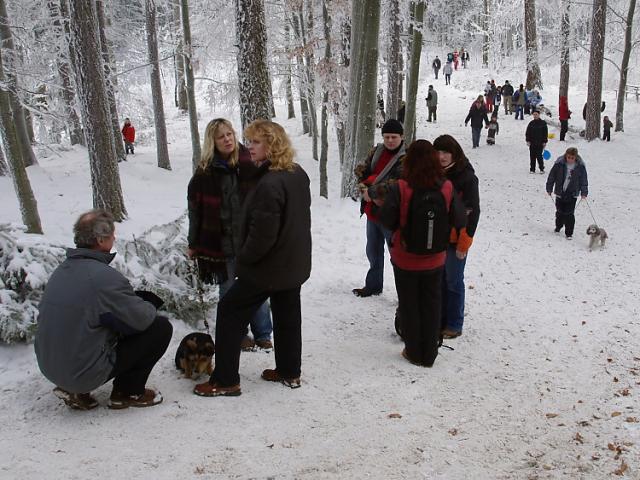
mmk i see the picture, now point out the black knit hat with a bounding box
[381,119,404,135]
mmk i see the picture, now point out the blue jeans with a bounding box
[515,105,524,120]
[441,246,467,333]
[471,127,481,147]
[220,260,272,341]
[365,219,392,293]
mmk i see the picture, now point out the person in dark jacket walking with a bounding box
[194,120,312,397]
[433,135,480,339]
[545,147,588,239]
[187,118,272,351]
[432,56,441,79]
[379,140,466,367]
[426,85,438,122]
[513,85,527,120]
[525,109,548,173]
[465,96,489,148]
[352,119,406,298]
[502,81,514,115]
[603,116,613,141]
[35,210,173,410]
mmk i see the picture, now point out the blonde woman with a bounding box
[187,118,272,349]
[194,120,312,397]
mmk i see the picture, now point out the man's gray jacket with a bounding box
[35,248,157,393]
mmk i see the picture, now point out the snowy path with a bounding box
[1,62,640,479]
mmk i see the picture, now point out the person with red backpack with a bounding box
[379,140,466,367]
[122,118,135,155]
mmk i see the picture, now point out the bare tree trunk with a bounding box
[386,0,402,120]
[559,1,570,99]
[482,0,489,67]
[145,0,171,170]
[236,0,272,130]
[615,0,635,132]
[335,16,350,167]
[524,0,543,89]
[180,0,201,170]
[290,7,310,134]
[298,0,318,159]
[68,0,127,220]
[96,0,126,163]
[172,0,188,112]
[0,0,37,167]
[284,21,296,119]
[0,143,7,176]
[404,0,425,144]
[319,0,330,198]
[585,0,607,141]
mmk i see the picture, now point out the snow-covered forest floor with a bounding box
[1,58,640,479]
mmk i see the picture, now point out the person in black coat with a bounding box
[194,120,312,397]
[545,147,588,239]
[464,96,489,148]
[525,109,548,173]
[501,81,514,114]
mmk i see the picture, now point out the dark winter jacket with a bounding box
[465,104,489,129]
[35,249,158,393]
[514,88,527,106]
[545,155,588,198]
[354,143,405,217]
[426,89,438,107]
[502,83,514,97]
[444,160,480,253]
[432,58,441,70]
[525,118,548,145]
[236,161,312,291]
[603,118,613,131]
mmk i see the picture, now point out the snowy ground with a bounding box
[1,59,640,479]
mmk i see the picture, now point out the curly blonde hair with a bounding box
[244,120,295,172]
[198,118,239,171]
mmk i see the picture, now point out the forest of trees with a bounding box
[0,0,638,231]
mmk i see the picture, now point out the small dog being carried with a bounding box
[586,224,608,251]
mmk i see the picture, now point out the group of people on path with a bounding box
[432,48,468,85]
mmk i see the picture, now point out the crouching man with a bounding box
[35,209,173,410]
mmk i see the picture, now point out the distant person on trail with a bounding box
[397,101,406,123]
[493,86,502,116]
[35,209,173,410]
[426,85,438,122]
[559,96,571,141]
[513,84,527,120]
[501,81,514,115]
[460,48,468,68]
[447,52,454,63]
[603,116,613,141]
[464,95,489,148]
[432,56,441,79]
[486,114,499,145]
[443,62,453,85]
[122,118,135,155]
[352,119,406,298]
[377,89,386,127]
[545,147,588,240]
[525,109,548,174]
[453,50,459,70]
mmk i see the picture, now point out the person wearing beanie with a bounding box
[525,109,548,174]
[426,85,438,122]
[352,119,406,297]
[432,134,480,338]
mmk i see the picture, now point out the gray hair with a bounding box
[73,209,115,248]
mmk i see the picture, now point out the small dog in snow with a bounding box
[175,332,215,379]
[586,224,608,251]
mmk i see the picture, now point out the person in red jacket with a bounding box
[558,97,571,141]
[122,118,135,154]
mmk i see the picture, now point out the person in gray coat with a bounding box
[35,209,173,410]
[426,85,438,122]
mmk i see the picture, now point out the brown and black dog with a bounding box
[175,333,215,379]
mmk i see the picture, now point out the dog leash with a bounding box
[583,197,599,227]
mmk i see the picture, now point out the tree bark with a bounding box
[68,0,127,220]
[145,0,171,170]
[559,1,570,99]
[482,0,489,67]
[236,0,272,131]
[386,0,402,120]
[172,0,188,112]
[404,0,425,144]
[284,21,296,119]
[319,0,330,198]
[0,143,7,176]
[180,0,201,170]
[615,0,636,132]
[524,0,543,89]
[298,0,318,159]
[585,0,607,141]
[96,0,125,163]
[290,8,310,134]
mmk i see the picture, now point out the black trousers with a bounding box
[428,106,437,121]
[529,144,544,172]
[109,316,173,395]
[445,74,451,85]
[393,266,443,366]
[210,278,302,386]
[555,196,578,236]
[560,120,568,141]
[603,130,610,141]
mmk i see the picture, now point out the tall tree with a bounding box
[0,0,38,167]
[386,0,402,120]
[288,5,310,134]
[524,0,542,89]
[171,0,188,112]
[615,0,636,132]
[319,0,331,198]
[284,21,296,119]
[559,0,570,136]
[180,0,201,170]
[0,143,7,176]
[145,0,171,170]
[482,0,489,67]
[96,0,126,163]
[236,0,272,130]
[404,0,425,144]
[0,23,42,233]
[67,0,127,220]
[585,0,607,140]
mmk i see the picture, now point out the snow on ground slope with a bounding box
[1,60,640,479]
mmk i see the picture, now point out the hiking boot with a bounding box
[53,387,99,411]
[193,381,241,397]
[240,336,256,351]
[566,235,573,240]
[352,287,382,298]
[441,329,462,339]
[108,388,163,409]
[401,349,432,368]
[261,369,301,389]
[255,339,273,350]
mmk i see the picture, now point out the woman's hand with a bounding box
[455,250,467,260]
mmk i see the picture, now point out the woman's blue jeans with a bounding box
[441,246,467,333]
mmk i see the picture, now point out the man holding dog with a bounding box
[545,147,588,240]
[35,209,173,410]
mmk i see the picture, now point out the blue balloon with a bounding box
[543,149,551,160]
